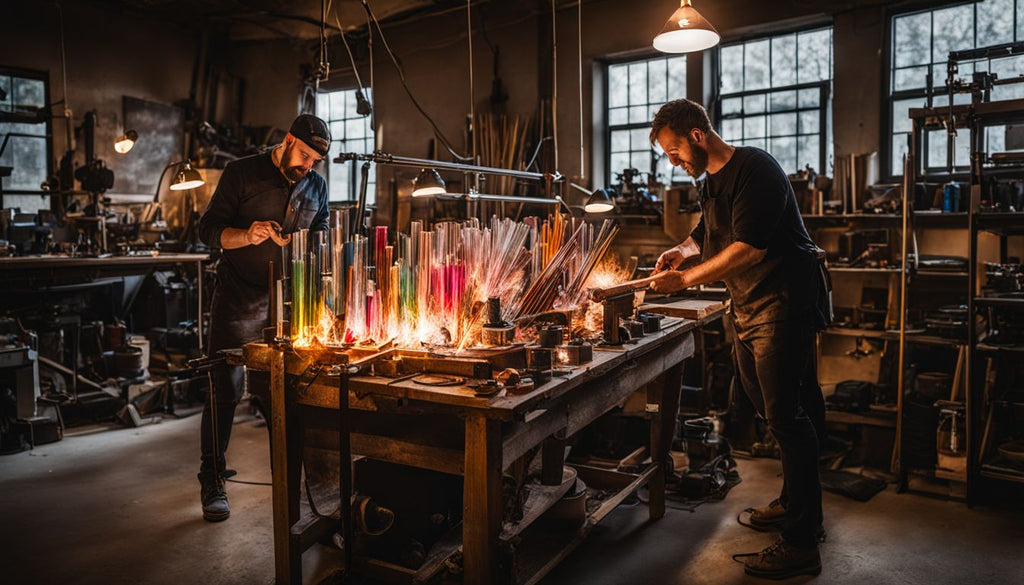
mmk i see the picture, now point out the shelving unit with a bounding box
[900,96,1024,503]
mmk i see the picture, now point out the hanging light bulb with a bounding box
[170,160,205,191]
[653,0,720,54]
[411,168,446,197]
[114,130,138,154]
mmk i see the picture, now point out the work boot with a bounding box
[747,499,827,542]
[749,498,787,529]
[744,537,822,579]
[200,474,230,522]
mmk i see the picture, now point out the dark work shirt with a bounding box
[688,147,819,336]
[199,150,328,303]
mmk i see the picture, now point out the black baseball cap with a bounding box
[289,114,331,157]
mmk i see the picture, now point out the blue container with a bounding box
[943,181,961,213]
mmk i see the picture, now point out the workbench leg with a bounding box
[649,362,684,520]
[463,412,503,585]
[541,436,566,486]
[270,350,302,585]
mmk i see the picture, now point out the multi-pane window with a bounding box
[606,55,688,186]
[889,0,1024,176]
[316,88,375,204]
[0,68,50,213]
[718,27,833,177]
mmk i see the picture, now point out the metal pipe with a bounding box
[334,150,562,183]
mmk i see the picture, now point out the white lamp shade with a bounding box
[653,2,721,53]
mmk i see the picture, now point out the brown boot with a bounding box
[744,537,821,580]
[749,498,787,529]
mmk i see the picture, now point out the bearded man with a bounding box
[195,114,330,521]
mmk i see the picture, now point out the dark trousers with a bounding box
[733,319,825,548]
[199,280,268,480]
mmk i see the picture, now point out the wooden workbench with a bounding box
[244,313,714,585]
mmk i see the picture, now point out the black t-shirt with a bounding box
[688,147,819,335]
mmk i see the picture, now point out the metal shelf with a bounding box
[974,296,1024,308]
[915,271,968,278]
[976,342,1024,354]
[974,212,1024,235]
[830,267,900,274]
[979,465,1024,484]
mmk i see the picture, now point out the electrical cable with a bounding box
[332,3,367,93]
[550,0,559,170]
[468,0,476,162]
[577,0,584,180]
[360,0,472,161]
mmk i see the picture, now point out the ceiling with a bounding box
[103,0,463,41]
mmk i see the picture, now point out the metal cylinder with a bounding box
[486,297,502,325]
[538,325,564,348]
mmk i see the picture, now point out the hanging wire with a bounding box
[361,0,472,161]
[577,0,584,180]
[551,0,559,170]
[468,0,476,162]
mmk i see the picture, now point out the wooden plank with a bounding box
[639,298,726,319]
[413,527,463,584]
[648,362,682,520]
[462,412,503,585]
[500,467,576,541]
[269,348,301,585]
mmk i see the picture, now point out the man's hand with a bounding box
[655,247,685,274]
[650,269,689,294]
[245,221,291,247]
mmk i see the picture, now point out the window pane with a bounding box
[648,58,667,103]
[608,107,628,125]
[770,90,797,112]
[1019,0,1024,40]
[629,106,647,123]
[608,64,628,108]
[770,136,797,174]
[317,92,330,119]
[330,120,345,140]
[346,119,365,140]
[743,94,766,114]
[744,116,767,138]
[978,0,1015,45]
[329,91,345,116]
[770,113,797,136]
[893,66,929,91]
[667,57,687,99]
[892,98,923,134]
[721,118,743,141]
[628,62,647,105]
[771,34,797,87]
[927,129,970,169]
[630,151,650,172]
[1,135,46,190]
[629,128,649,151]
[720,44,744,93]
[610,130,629,153]
[610,152,630,174]
[798,87,820,108]
[744,39,771,91]
[12,78,44,109]
[798,135,820,170]
[894,12,931,68]
[0,76,11,110]
[892,133,910,176]
[746,138,767,151]
[721,97,742,116]
[798,29,832,83]
[932,4,975,63]
[799,111,820,135]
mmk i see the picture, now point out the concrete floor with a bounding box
[2,411,1022,585]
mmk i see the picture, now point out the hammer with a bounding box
[589,275,661,302]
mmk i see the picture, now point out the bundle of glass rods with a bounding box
[287,213,617,350]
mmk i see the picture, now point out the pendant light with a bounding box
[170,160,205,191]
[411,168,447,197]
[653,0,720,54]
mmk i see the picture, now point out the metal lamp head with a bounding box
[584,188,614,213]
[114,130,138,154]
[653,0,720,54]
[170,160,205,191]
[412,168,446,197]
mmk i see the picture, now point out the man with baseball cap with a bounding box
[196,114,331,521]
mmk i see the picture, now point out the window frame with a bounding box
[713,25,835,177]
[602,52,690,189]
[883,0,1024,180]
[316,87,375,204]
[0,66,53,198]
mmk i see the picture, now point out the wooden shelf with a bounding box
[974,212,1024,235]
[831,267,900,274]
[974,296,1024,308]
[826,410,897,428]
[822,327,890,339]
[980,465,1024,484]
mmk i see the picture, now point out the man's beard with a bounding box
[279,143,309,182]
[685,139,709,177]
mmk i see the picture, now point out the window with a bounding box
[717,27,833,176]
[0,68,51,213]
[889,0,1024,176]
[606,55,688,186]
[316,88,375,203]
